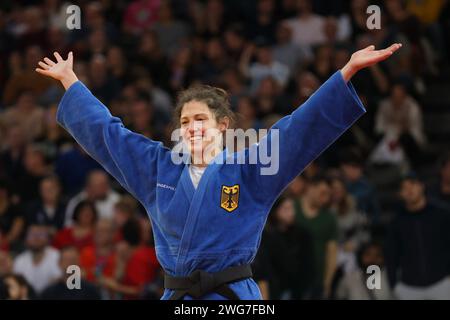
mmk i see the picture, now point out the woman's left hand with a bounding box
[341,43,402,82]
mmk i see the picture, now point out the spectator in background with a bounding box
[340,154,380,224]
[80,219,116,286]
[26,175,67,234]
[256,196,315,299]
[64,170,120,226]
[151,1,190,56]
[221,68,248,109]
[2,46,53,106]
[272,22,310,73]
[88,54,120,105]
[53,200,96,251]
[191,0,228,39]
[245,0,278,44]
[106,47,131,88]
[223,24,247,61]
[286,174,308,199]
[133,76,173,118]
[13,144,52,205]
[135,31,170,91]
[0,251,13,278]
[307,44,334,83]
[372,83,426,168]
[55,145,103,197]
[428,152,450,210]
[240,42,290,94]
[40,246,101,299]
[13,224,61,295]
[0,91,44,143]
[329,178,369,277]
[283,0,326,49]
[35,104,70,152]
[292,71,320,107]
[123,0,161,35]
[0,274,35,300]
[99,218,159,299]
[336,242,393,300]
[386,173,450,300]
[235,97,263,132]
[0,125,26,182]
[0,181,24,252]
[169,46,195,93]
[294,176,337,299]
[195,38,230,86]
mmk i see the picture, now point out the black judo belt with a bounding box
[164,264,253,300]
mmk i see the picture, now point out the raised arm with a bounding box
[242,44,402,206]
[36,52,168,206]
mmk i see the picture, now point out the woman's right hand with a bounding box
[36,51,79,90]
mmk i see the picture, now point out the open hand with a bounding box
[341,43,402,82]
[36,52,78,90]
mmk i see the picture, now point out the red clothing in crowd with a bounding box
[121,246,160,299]
[79,245,116,282]
[52,227,94,251]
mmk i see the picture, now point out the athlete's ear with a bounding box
[218,116,230,132]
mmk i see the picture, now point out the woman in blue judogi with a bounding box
[36,43,401,300]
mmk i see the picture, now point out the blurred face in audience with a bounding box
[3,276,26,300]
[307,181,331,208]
[86,171,110,199]
[287,175,307,197]
[113,206,132,228]
[16,92,35,110]
[275,198,295,227]
[95,219,114,247]
[276,24,292,44]
[26,225,49,252]
[361,244,384,269]
[59,247,80,275]
[0,252,13,277]
[400,179,425,207]
[297,0,312,14]
[441,160,450,184]
[76,204,97,228]
[341,163,362,182]
[258,0,275,14]
[6,126,25,150]
[24,145,46,173]
[391,84,407,106]
[40,177,60,203]
[257,47,272,65]
[331,179,347,204]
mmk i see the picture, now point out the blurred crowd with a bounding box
[0,0,450,300]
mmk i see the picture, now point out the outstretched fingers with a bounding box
[53,51,63,62]
[35,68,51,76]
[38,61,50,70]
[44,57,55,66]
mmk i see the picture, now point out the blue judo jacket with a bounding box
[56,71,366,299]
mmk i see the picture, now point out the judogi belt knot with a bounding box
[164,264,253,300]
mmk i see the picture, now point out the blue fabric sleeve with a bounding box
[56,81,164,206]
[243,71,366,206]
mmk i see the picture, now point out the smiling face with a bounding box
[180,101,227,163]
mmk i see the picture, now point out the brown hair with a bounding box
[174,84,236,128]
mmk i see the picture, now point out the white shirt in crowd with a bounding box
[64,190,121,226]
[13,247,62,294]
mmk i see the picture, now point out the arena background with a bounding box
[0,0,449,300]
